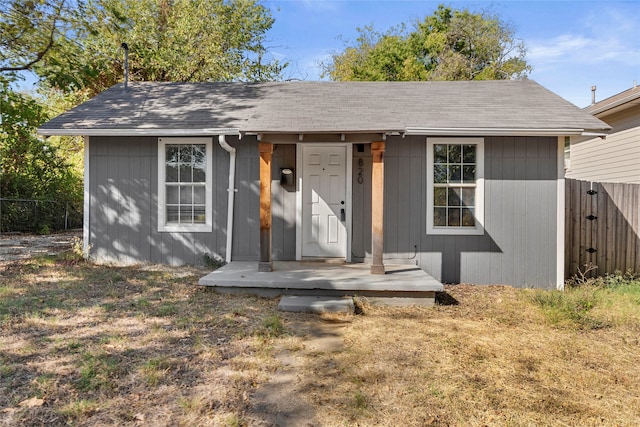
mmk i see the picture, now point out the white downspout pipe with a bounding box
[218,135,236,263]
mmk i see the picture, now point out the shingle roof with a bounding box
[38,80,610,136]
[585,85,640,117]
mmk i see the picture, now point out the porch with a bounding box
[198,261,443,306]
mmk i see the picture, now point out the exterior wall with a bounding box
[89,135,559,287]
[271,144,298,260]
[351,144,373,261]
[231,141,297,261]
[88,136,295,265]
[352,135,560,289]
[566,105,640,183]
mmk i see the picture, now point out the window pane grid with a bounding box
[165,143,207,226]
[433,143,477,228]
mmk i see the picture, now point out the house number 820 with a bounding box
[357,158,364,184]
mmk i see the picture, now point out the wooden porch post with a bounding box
[259,142,273,272]
[371,141,385,275]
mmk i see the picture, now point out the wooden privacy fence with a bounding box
[565,179,640,278]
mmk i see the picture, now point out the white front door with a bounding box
[301,145,347,258]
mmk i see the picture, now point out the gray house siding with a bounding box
[230,140,258,261]
[270,144,297,260]
[89,135,559,287]
[352,135,559,288]
[89,136,228,265]
[351,144,372,260]
[88,136,296,265]
[230,141,297,261]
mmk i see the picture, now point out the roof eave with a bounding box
[404,127,609,137]
[37,128,241,137]
[37,127,610,138]
[586,92,640,116]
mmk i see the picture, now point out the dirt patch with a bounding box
[245,315,350,426]
[0,231,81,262]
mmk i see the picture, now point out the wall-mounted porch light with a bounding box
[280,168,295,187]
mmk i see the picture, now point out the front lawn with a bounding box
[1,252,639,426]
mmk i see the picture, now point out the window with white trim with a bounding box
[427,138,484,235]
[158,137,213,232]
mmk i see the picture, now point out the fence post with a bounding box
[65,202,69,230]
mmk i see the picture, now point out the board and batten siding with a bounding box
[231,141,297,261]
[567,105,640,184]
[88,136,295,265]
[352,135,560,288]
[89,135,560,286]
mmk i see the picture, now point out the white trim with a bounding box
[406,127,605,137]
[426,137,485,236]
[295,143,352,261]
[83,136,90,258]
[37,128,240,137]
[346,146,353,262]
[157,137,213,233]
[295,146,303,260]
[556,137,566,291]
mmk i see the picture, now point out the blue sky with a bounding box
[263,0,640,107]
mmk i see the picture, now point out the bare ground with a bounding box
[0,231,82,262]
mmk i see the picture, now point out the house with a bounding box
[38,80,609,290]
[566,84,640,183]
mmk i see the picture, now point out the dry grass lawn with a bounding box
[1,249,640,426]
[305,285,640,426]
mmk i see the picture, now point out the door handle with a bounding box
[340,208,345,221]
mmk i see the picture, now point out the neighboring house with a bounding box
[38,80,609,289]
[566,85,640,183]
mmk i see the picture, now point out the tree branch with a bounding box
[0,1,63,73]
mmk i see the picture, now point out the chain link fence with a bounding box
[0,198,83,234]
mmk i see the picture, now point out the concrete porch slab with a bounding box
[198,261,443,300]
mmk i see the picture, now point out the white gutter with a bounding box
[37,128,241,137]
[218,135,237,264]
[83,136,90,259]
[404,127,609,137]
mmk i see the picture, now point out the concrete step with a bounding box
[278,296,355,314]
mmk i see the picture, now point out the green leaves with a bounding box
[0,80,82,231]
[324,4,531,82]
[0,0,79,75]
[1,0,285,232]
[35,0,286,94]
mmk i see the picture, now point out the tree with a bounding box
[0,0,284,231]
[323,4,531,81]
[36,0,286,95]
[0,0,79,76]
[0,77,82,231]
